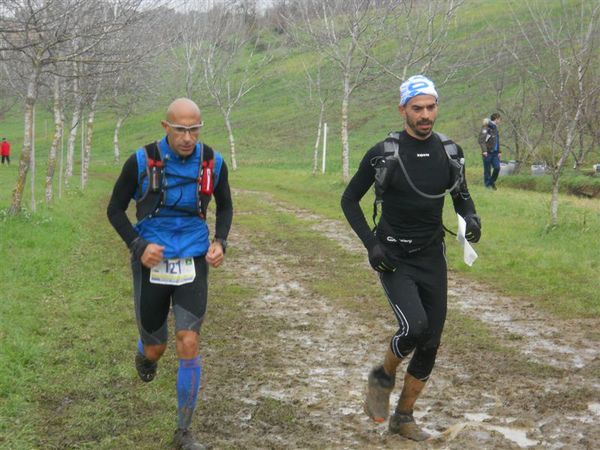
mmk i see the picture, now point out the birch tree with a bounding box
[366,0,464,84]
[108,68,155,163]
[0,61,19,120]
[45,74,64,203]
[284,0,400,181]
[0,0,148,214]
[173,1,207,98]
[199,2,271,171]
[64,61,83,181]
[300,60,336,175]
[504,0,600,225]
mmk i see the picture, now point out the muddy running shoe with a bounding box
[388,412,431,441]
[363,366,395,423]
[135,351,157,382]
[173,428,206,450]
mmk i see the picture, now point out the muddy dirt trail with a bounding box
[206,190,599,449]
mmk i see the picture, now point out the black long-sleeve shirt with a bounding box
[341,130,476,253]
[107,151,233,248]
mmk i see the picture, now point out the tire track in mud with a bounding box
[218,189,599,449]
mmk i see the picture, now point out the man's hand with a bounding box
[141,243,165,268]
[464,214,482,243]
[482,152,488,157]
[368,243,396,273]
[206,241,225,268]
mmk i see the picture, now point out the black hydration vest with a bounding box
[372,131,468,228]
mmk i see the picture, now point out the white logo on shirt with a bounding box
[416,153,430,157]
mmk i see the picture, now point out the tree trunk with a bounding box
[340,75,351,182]
[81,92,98,189]
[45,75,64,204]
[113,116,124,164]
[65,94,82,181]
[65,67,81,181]
[549,171,560,226]
[549,98,584,225]
[223,111,237,171]
[9,64,41,215]
[31,106,36,212]
[313,103,325,175]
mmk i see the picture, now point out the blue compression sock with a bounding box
[176,356,202,430]
[137,338,145,356]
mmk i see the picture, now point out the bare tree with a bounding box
[504,0,600,225]
[365,0,465,84]
[284,0,400,181]
[108,64,159,163]
[173,2,207,98]
[572,84,600,170]
[170,1,269,170]
[199,2,271,171]
[0,0,149,214]
[0,61,19,120]
[64,61,83,182]
[300,59,336,175]
[45,73,64,203]
[80,88,98,189]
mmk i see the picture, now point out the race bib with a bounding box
[150,257,196,285]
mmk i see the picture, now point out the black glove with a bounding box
[368,243,396,273]
[129,236,150,261]
[464,214,481,243]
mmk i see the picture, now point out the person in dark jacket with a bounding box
[107,98,233,450]
[341,75,480,441]
[478,112,502,189]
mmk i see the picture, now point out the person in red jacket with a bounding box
[1,138,10,164]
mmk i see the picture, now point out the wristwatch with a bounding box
[213,238,227,253]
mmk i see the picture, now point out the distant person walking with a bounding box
[341,75,481,441]
[107,98,233,450]
[1,138,10,164]
[478,113,501,189]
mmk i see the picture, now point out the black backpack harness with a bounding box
[135,141,216,222]
[371,131,468,252]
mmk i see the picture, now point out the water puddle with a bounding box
[461,413,539,448]
[487,425,538,447]
[464,412,492,422]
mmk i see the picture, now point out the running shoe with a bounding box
[135,351,157,383]
[173,428,206,450]
[389,412,431,441]
[363,366,395,423]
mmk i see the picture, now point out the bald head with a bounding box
[166,98,201,122]
[162,98,203,158]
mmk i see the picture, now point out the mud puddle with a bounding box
[212,190,599,449]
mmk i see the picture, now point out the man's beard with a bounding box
[407,117,434,138]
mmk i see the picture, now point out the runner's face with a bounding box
[399,95,438,140]
[162,108,202,157]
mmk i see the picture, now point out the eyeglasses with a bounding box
[166,121,204,135]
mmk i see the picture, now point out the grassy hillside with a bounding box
[1,0,598,313]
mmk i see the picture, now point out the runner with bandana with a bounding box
[341,75,480,441]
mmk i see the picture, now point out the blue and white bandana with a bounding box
[399,75,438,106]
